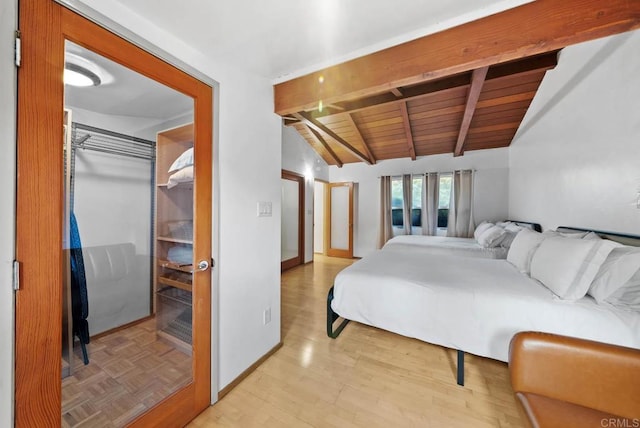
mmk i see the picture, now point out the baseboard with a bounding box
[218,341,283,399]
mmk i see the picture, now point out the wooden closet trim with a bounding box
[281,170,305,271]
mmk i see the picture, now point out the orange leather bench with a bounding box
[509,332,640,428]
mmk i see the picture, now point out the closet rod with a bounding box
[72,122,155,160]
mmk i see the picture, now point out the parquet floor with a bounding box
[61,319,192,427]
[190,255,525,427]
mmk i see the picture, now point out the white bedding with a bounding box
[383,235,509,259]
[331,247,640,362]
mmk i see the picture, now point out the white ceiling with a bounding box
[113,0,533,81]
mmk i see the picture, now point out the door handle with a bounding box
[197,260,209,271]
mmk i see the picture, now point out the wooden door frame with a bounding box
[16,1,212,426]
[327,182,354,259]
[281,170,305,271]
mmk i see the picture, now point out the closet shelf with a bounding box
[157,236,193,244]
[157,286,192,306]
[158,276,192,292]
[158,259,193,273]
[157,182,193,189]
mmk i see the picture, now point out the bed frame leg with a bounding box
[327,286,349,339]
[457,350,464,386]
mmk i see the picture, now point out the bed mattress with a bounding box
[331,247,640,362]
[383,235,508,259]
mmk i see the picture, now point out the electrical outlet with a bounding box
[263,307,271,325]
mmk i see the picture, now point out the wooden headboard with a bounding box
[557,226,640,247]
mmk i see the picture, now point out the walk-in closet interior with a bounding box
[61,40,196,426]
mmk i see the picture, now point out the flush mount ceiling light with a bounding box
[64,62,102,87]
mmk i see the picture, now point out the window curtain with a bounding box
[421,172,439,236]
[402,174,412,235]
[377,176,394,248]
[447,170,475,238]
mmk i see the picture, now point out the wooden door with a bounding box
[281,170,304,271]
[16,1,212,426]
[327,182,354,258]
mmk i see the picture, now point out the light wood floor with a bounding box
[190,255,525,427]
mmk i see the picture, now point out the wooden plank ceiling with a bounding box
[285,52,558,165]
[275,0,640,166]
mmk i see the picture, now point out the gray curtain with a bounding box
[402,174,412,235]
[377,176,394,248]
[421,172,439,236]
[447,170,475,238]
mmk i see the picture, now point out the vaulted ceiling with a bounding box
[284,52,558,165]
[274,0,640,165]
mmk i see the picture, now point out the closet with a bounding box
[155,123,195,354]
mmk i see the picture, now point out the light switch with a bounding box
[258,201,272,217]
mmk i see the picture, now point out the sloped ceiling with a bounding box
[285,53,558,165]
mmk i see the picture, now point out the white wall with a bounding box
[281,125,329,262]
[329,150,510,257]
[0,0,16,425]
[509,30,640,234]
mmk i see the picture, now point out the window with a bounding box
[391,175,424,228]
[389,173,452,230]
[391,177,404,226]
[438,173,452,228]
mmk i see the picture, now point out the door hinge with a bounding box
[15,30,21,67]
[13,260,20,291]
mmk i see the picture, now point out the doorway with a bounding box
[281,170,304,271]
[16,2,213,426]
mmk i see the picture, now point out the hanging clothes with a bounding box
[70,211,90,364]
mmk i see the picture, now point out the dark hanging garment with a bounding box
[70,211,90,364]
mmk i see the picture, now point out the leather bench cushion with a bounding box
[516,392,637,428]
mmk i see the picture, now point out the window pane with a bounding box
[438,175,452,209]
[412,177,422,209]
[391,178,403,209]
[391,177,403,226]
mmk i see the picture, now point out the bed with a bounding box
[327,226,640,385]
[382,220,541,259]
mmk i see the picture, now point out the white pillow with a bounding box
[167,165,194,189]
[507,229,546,274]
[530,238,617,300]
[477,225,507,248]
[505,224,524,233]
[606,268,640,312]
[474,221,493,241]
[168,147,194,173]
[589,245,640,302]
[500,231,518,248]
[542,230,588,239]
[583,232,602,240]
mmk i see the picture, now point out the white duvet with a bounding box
[332,247,640,362]
[383,235,508,259]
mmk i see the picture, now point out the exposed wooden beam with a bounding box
[309,52,557,121]
[305,125,344,168]
[399,102,416,160]
[274,0,640,115]
[390,88,403,97]
[455,67,489,157]
[343,113,376,164]
[293,112,373,165]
